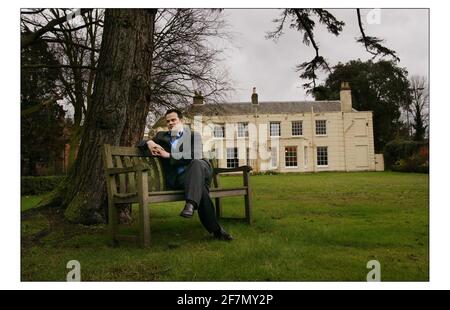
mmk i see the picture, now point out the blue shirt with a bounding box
[169,130,185,175]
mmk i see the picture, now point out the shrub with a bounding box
[391,159,407,172]
[384,140,429,172]
[252,170,279,176]
[391,154,429,173]
[21,176,65,195]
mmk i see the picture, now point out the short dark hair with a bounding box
[165,108,183,119]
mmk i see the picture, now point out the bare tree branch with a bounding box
[21,64,96,70]
[356,9,400,61]
[20,9,45,15]
[150,9,233,114]
[268,8,398,90]
[41,37,100,52]
[21,8,93,49]
[268,9,345,89]
[21,96,62,117]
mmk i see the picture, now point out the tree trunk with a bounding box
[39,9,156,224]
[28,158,37,176]
[67,124,82,168]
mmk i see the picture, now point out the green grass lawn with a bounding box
[21,171,429,281]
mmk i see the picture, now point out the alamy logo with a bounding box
[66,260,81,281]
[366,260,381,281]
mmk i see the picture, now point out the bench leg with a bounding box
[215,197,222,219]
[138,199,150,247]
[137,170,150,247]
[243,171,253,224]
[212,173,223,220]
[108,201,119,247]
[244,193,252,224]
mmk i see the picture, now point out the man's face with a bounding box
[165,112,182,131]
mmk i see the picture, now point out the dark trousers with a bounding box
[174,159,221,233]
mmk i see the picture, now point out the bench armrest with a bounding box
[106,164,150,175]
[213,165,252,174]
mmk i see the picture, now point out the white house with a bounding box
[153,82,384,173]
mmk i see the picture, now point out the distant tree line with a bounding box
[312,59,428,152]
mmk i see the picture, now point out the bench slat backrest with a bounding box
[103,144,166,196]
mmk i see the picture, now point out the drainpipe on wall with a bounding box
[342,112,347,172]
[254,115,260,173]
[311,106,315,173]
[250,87,260,173]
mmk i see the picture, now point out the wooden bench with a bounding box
[102,144,253,247]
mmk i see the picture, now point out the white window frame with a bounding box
[269,122,281,137]
[213,123,225,139]
[315,120,327,136]
[316,146,328,167]
[237,122,249,138]
[292,121,303,136]
[226,147,239,168]
[284,146,298,168]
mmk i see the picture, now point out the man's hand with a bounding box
[146,140,164,156]
[156,149,170,159]
[146,140,170,158]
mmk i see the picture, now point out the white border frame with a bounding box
[4,0,448,290]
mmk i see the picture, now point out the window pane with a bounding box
[285,146,298,167]
[238,123,249,137]
[213,124,224,138]
[317,146,328,166]
[270,122,280,136]
[227,147,239,168]
[315,120,327,135]
[292,121,303,136]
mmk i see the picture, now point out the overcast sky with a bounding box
[219,8,429,102]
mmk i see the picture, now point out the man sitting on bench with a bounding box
[140,108,233,241]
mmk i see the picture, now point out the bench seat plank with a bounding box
[113,186,248,204]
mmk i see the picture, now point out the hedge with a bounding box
[21,176,65,195]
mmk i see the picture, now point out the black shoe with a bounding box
[180,202,195,218]
[213,227,233,241]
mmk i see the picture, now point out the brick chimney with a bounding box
[193,91,204,105]
[340,81,352,112]
[251,87,258,105]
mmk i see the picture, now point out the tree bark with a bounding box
[39,9,156,224]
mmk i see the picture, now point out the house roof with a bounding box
[184,100,343,116]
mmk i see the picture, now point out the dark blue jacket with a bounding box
[150,127,204,189]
